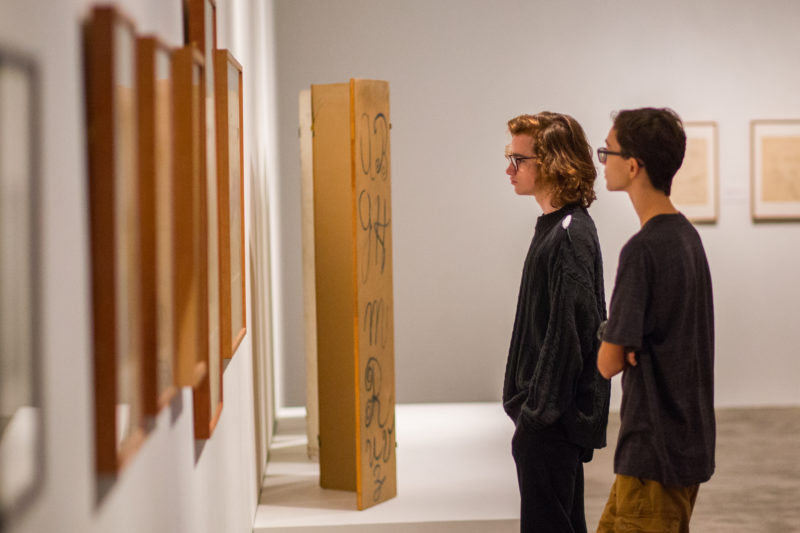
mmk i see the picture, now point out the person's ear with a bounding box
[627,157,640,178]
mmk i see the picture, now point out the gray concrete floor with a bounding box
[585,407,800,532]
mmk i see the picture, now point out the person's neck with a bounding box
[535,189,558,215]
[628,186,678,227]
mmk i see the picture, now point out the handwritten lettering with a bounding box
[356,106,394,504]
[358,112,389,181]
[363,356,394,502]
[357,189,390,284]
[363,298,389,348]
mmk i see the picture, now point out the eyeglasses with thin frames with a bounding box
[506,153,537,172]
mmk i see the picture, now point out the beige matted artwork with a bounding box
[751,120,800,220]
[671,122,718,223]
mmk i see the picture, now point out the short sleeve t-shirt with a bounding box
[604,213,715,487]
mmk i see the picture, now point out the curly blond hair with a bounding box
[507,112,597,208]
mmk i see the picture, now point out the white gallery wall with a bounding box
[0,0,278,532]
[272,0,800,409]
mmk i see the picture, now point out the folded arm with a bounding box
[597,341,637,379]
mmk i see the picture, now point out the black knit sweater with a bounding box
[502,205,610,450]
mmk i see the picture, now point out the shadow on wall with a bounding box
[249,154,275,482]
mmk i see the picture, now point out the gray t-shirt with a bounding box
[604,213,715,487]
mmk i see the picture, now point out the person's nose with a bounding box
[506,162,515,176]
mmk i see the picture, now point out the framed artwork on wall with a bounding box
[0,46,44,526]
[136,36,178,414]
[671,122,718,223]
[751,119,800,220]
[214,49,246,361]
[185,0,223,439]
[172,46,213,423]
[85,6,147,474]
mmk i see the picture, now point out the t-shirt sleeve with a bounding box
[604,240,649,350]
[519,264,595,430]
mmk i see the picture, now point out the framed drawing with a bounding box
[85,6,147,474]
[751,120,800,220]
[137,37,178,414]
[185,0,223,439]
[671,122,718,223]
[0,47,44,526]
[214,49,246,360]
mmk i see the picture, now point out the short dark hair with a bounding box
[612,107,686,195]
[508,112,597,208]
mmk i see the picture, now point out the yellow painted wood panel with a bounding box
[311,82,357,491]
[351,79,396,510]
[311,79,396,508]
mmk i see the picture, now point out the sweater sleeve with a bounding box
[519,254,596,431]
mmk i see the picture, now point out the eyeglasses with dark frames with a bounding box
[597,147,645,167]
[596,147,625,164]
[506,153,537,171]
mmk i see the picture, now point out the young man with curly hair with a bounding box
[596,108,715,533]
[503,112,610,533]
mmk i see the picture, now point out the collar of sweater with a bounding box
[535,204,577,232]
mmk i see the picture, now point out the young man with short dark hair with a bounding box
[596,107,715,533]
[503,112,610,533]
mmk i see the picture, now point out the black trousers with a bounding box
[511,423,587,533]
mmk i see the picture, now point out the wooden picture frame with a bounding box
[85,6,147,474]
[751,119,800,221]
[172,46,211,426]
[0,46,44,526]
[185,0,223,440]
[214,49,246,360]
[671,122,718,223]
[137,36,178,414]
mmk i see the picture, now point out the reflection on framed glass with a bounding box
[85,6,147,474]
[214,49,246,360]
[137,37,177,414]
[751,119,800,220]
[671,122,718,223]
[0,47,43,526]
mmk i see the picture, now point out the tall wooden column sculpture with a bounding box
[311,79,396,510]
